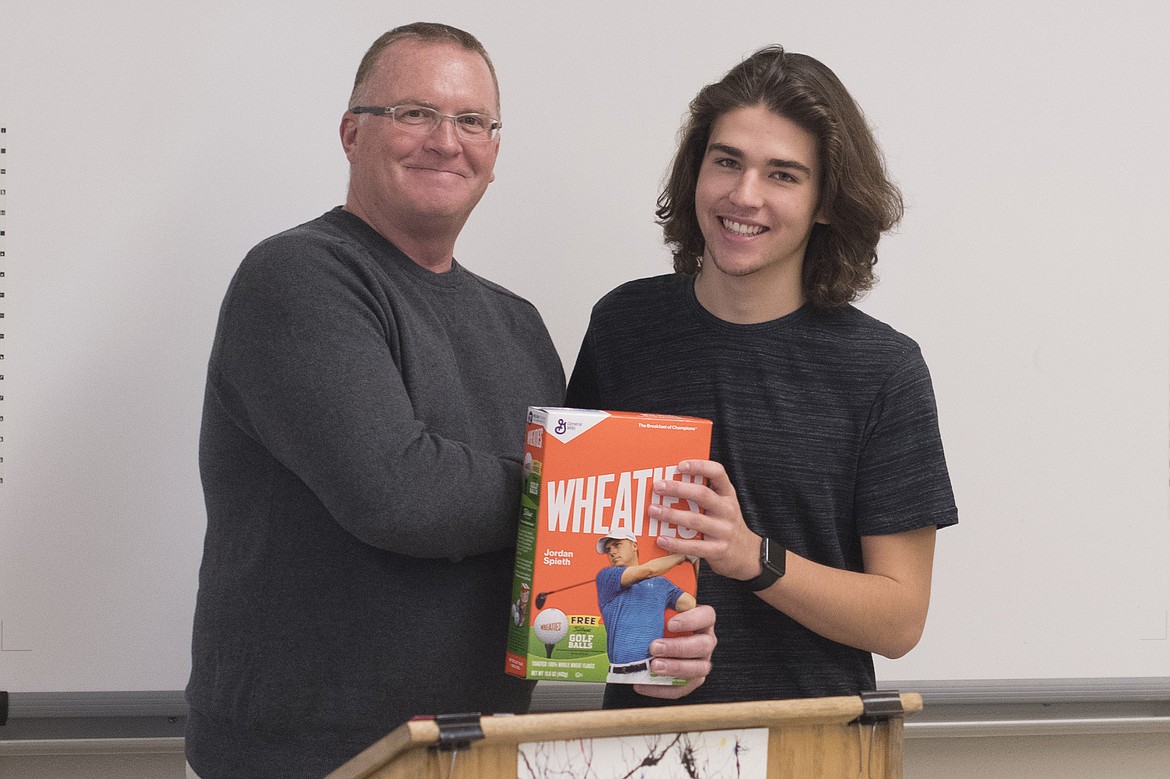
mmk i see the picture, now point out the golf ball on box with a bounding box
[533,607,569,646]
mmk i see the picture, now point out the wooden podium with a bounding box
[328,691,921,779]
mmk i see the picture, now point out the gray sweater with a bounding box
[186,208,565,777]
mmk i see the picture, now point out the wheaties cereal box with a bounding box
[505,407,712,685]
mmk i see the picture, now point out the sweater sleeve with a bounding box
[206,233,556,560]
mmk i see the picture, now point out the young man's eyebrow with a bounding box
[707,142,813,177]
[707,142,744,158]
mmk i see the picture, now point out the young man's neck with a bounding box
[693,262,805,324]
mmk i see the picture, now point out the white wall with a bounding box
[1,0,1168,696]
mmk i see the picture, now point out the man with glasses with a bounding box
[185,23,715,778]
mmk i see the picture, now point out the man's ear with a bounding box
[488,137,499,183]
[339,112,359,161]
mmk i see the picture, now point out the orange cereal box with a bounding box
[505,407,712,685]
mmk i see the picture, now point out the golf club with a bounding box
[534,577,594,609]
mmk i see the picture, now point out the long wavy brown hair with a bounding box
[658,46,903,308]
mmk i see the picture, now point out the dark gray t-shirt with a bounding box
[187,208,565,777]
[566,274,957,706]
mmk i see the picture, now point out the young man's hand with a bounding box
[649,460,762,582]
[634,604,717,699]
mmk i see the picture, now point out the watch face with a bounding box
[762,538,785,577]
[745,537,783,591]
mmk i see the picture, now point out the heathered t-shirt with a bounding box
[565,274,957,708]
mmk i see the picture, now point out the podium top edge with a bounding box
[327,693,921,778]
[411,692,922,744]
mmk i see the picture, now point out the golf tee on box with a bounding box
[505,407,712,685]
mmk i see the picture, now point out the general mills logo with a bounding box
[555,418,567,434]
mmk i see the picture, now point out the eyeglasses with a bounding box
[350,104,502,141]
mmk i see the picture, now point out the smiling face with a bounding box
[340,38,500,266]
[694,103,827,307]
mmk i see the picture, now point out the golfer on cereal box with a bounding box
[596,529,698,684]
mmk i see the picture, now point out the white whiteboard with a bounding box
[1,0,1167,694]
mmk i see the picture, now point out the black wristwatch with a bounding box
[742,536,786,591]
